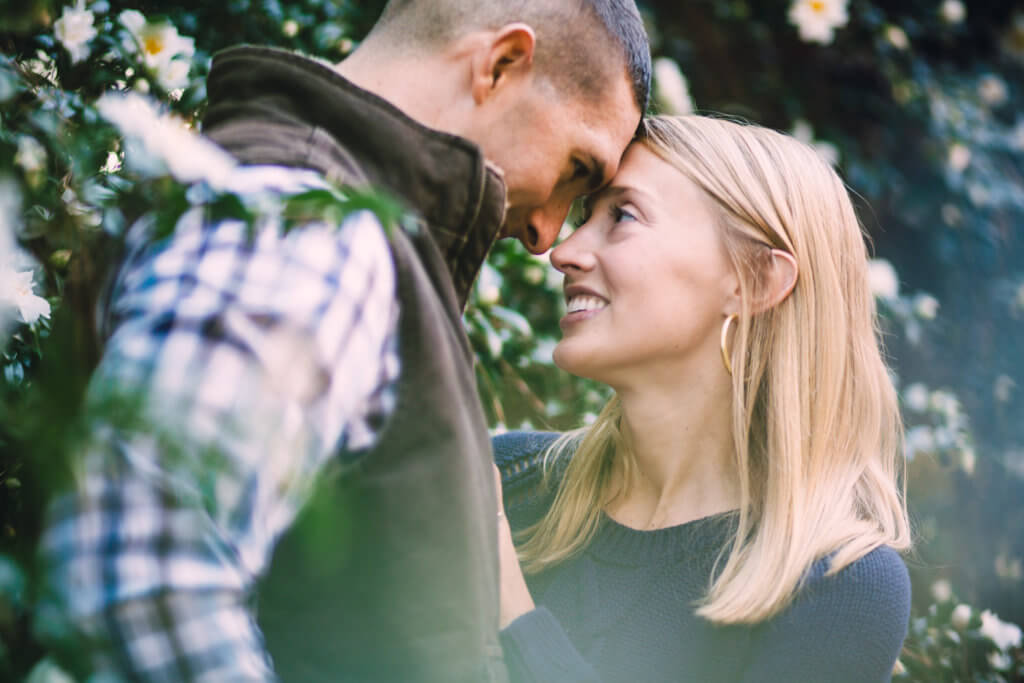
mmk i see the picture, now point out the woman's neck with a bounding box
[607,367,740,530]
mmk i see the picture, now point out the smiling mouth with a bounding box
[566,295,608,314]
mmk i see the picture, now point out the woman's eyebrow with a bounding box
[596,184,655,205]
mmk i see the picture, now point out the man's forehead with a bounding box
[576,74,641,142]
[578,91,642,180]
[578,70,640,126]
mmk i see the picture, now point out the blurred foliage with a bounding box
[0,0,1021,680]
[897,586,1023,681]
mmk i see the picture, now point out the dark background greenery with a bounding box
[0,0,1021,679]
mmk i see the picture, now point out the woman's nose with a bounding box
[550,228,596,274]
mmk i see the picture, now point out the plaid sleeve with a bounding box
[38,199,400,681]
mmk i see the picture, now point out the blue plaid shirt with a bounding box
[39,166,401,681]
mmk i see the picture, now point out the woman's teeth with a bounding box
[566,295,608,313]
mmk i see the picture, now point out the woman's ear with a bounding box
[754,249,798,313]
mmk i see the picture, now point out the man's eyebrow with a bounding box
[585,155,607,192]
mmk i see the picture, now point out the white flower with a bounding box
[929,390,960,419]
[941,203,962,226]
[948,143,971,172]
[157,58,191,91]
[989,651,1012,671]
[14,136,47,175]
[1010,119,1024,152]
[96,92,237,190]
[282,20,300,38]
[119,10,195,91]
[0,180,47,339]
[940,0,966,25]
[980,610,1023,651]
[913,293,939,320]
[24,657,75,683]
[26,50,58,85]
[0,179,20,255]
[960,446,976,475]
[523,265,545,285]
[978,74,1008,106]
[904,425,935,458]
[653,57,694,115]
[933,426,956,449]
[0,268,50,325]
[54,1,98,64]
[950,603,972,630]
[994,374,1016,403]
[966,182,990,207]
[531,338,556,365]
[476,263,502,306]
[867,258,899,300]
[996,554,1023,581]
[931,579,953,603]
[788,0,850,45]
[100,150,123,175]
[903,383,929,412]
[885,25,909,50]
[1003,13,1024,64]
[791,119,840,166]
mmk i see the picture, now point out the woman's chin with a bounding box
[552,343,583,376]
[553,343,608,383]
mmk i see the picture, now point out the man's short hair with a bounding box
[370,0,651,112]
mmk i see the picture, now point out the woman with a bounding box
[493,114,912,683]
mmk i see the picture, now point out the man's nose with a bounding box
[522,202,571,254]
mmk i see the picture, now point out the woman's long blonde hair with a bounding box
[517,114,911,624]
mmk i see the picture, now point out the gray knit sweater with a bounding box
[494,431,911,683]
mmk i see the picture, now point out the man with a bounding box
[39,1,649,680]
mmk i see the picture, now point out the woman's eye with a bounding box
[611,206,637,223]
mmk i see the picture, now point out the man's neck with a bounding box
[333,42,470,135]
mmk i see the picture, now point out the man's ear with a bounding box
[753,249,798,313]
[470,23,537,105]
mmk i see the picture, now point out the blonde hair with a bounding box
[517,114,911,624]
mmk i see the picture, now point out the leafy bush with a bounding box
[0,0,1022,680]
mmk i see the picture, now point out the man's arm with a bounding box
[39,207,399,681]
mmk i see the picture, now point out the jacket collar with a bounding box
[203,45,508,309]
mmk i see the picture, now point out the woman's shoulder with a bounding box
[803,545,911,607]
[744,546,911,681]
[784,545,910,652]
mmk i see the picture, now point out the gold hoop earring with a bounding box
[720,314,738,376]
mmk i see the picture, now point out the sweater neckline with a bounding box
[586,510,739,566]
